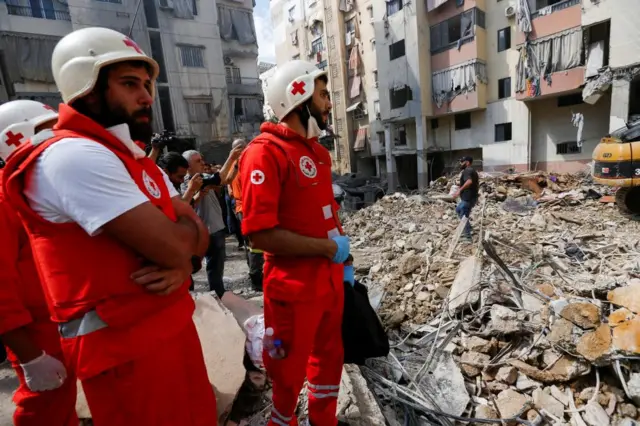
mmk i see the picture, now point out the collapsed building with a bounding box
[344,171,640,425]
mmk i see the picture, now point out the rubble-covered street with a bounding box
[345,171,640,426]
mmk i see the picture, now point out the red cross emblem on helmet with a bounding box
[291,81,306,96]
[5,131,24,148]
[123,37,143,54]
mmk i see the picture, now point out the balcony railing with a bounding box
[532,0,580,18]
[7,4,71,21]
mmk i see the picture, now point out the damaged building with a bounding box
[266,0,640,189]
[0,0,263,160]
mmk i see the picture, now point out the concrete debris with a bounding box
[344,170,640,425]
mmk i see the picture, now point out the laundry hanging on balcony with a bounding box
[348,45,360,73]
[0,32,59,84]
[515,0,531,35]
[172,0,194,19]
[515,28,582,94]
[218,6,256,45]
[349,75,361,99]
[431,60,487,108]
[353,126,368,152]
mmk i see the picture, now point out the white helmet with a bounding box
[266,60,328,121]
[51,27,160,105]
[0,100,58,160]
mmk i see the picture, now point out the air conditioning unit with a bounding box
[505,4,516,17]
[224,56,233,65]
[375,113,381,120]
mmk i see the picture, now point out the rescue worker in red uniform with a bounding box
[2,27,216,425]
[239,60,351,426]
[0,100,78,426]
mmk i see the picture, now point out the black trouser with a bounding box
[236,213,264,291]
[205,229,226,297]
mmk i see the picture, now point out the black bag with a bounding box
[342,280,390,365]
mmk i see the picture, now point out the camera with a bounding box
[201,174,219,189]
[150,129,177,151]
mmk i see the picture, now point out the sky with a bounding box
[253,0,277,63]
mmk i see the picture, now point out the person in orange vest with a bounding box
[229,138,264,292]
[0,100,77,426]
[239,60,351,426]
[2,27,216,425]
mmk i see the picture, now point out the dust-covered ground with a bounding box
[0,236,256,426]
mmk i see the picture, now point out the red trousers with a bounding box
[263,289,344,426]
[81,321,217,426]
[10,350,78,426]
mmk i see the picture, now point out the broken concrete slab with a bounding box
[447,255,481,314]
[608,281,640,313]
[576,324,612,363]
[460,351,490,377]
[532,388,564,419]
[487,304,522,335]
[496,366,518,385]
[419,351,470,417]
[560,302,601,329]
[336,365,386,426]
[509,356,591,383]
[496,389,530,420]
[463,336,495,354]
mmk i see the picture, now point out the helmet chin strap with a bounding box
[305,106,322,139]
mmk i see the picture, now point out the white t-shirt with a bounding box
[24,124,179,236]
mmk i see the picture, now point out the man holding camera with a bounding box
[182,148,242,297]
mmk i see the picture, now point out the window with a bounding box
[389,86,412,109]
[495,122,512,142]
[536,0,564,10]
[317,60,327,70]
[557,93,584,107]
[386,0,402,15]
[191,0,197,15]
[498,27,511,52]
[148,32,168,83]
[373,70,378,86]
[397,126,407,145]
[234,98,245,116]
[142,0,158,28]
[431,118,438,129]
[225,65,241,84]
[345,18,355,34]
[186,100,212,123]
[310,21,323,37]
[430,8,481,53]
[311,37,324,54]
[378,131,385,147]
[288,6,295,21]
[158,0,169,7]
[179,45,205,67]
[556,141,582,155]
[389,39,405,60]
[498,77,511,99]
[373,100,380,115]
[157,86,175,131]
[454,113,471,130]
[367,5,373,19]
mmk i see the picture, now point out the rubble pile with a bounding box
[344,172,640,426]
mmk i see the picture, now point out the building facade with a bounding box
[269,0,640,188]
[0,0,263,158]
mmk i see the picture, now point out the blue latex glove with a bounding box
[331,235,350,264]
[343,265,355,286]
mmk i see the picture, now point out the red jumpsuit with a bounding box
[0,169,77,426]
[240,122,344,426]
[2,104,217,426]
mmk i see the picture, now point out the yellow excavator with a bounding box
[592,121,640,215]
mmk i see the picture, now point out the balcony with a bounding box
[227,80,262,96]
[515,0,581,44]
[431,60,487,116]
[7,5,70,21]
[516,66,585,101]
